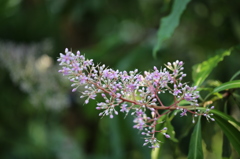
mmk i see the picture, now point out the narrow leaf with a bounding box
[214,115,240,156]
[188,116,203,159]
[153,0,191,58]
[151,148,160,159]
[222,101,231,158]
[230,70,240,81]
[212,80,240,93]
[192,49,231,86]
[166,116,178,142]
[195,108,240,127]
[151,114,167,159]
[222,132,231,158]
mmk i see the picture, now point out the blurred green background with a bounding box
[0,0,240,159]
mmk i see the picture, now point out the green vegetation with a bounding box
[0,0,240,158]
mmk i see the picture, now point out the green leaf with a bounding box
[151,148,160,159]
[208,109,240,127]
[212,80,240,93]
[178,100,192,106]
[155,112,168,131]
[151,114,167,159]
[230,70,240,81]
[109,117,124,159]
[166,115,178,142]
[210,107,240,141]
[232,93,240,110]
[151,112,179,159]
[201,120,215,152]
[214,115,240,156]
[188,116,203,159]
[222,133,231,158]
[192,49,231,86]
[222,101,231,158]
[196,107,240,128]
[153,0,191,58]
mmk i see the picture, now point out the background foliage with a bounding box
[0,0,240,158]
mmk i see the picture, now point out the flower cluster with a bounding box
[58,48,214,148]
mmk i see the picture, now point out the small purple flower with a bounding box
[180,109,187,117]
[59,67,71,75]
[173,88,182,96]
[184,93,193,101]
[120,103,128,112]
[78,75,88,84]
[165,134,170,138]
[71,61,81,73]
[133,117,145,130]
[58,52,73,64]
[126,83,136,92]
